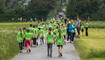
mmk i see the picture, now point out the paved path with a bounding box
[11,43,80,60]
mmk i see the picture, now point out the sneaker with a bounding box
[50,55,52,57]
[20,50,23,53]
[60,53,63,56]
[29,49,31,53]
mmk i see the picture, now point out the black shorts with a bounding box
[81,29,84,32]
[64,35,66,38]
[57,45,63,47]
[33,38,37,45]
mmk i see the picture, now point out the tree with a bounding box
[66,0,105,20]
[26,0,57,20]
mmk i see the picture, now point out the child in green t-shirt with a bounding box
[29,24,34,46]
[17,28,23,53]
[25,29,33,53]
[56,28,64,57]
[39,27,44,45]
[46,27,54,57]
[22,27,26,48]
[32,25,38,46]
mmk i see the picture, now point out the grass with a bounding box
[0,31,19,60]
[89,21,105,28]
[74,29,105,60]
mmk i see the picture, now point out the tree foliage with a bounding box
[0,0,57,22]
[66,0,105,20]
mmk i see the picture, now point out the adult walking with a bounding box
[85,20,89,36]
[67,20,70,41]
[76,18,81,37]
[69,20,75,43]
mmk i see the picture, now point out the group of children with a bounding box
[17,18,88,57]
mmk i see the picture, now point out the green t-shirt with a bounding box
[47,32,54,44]
[63,28,67,36]
[52,24,54,29]
[54,29,58,34]
[22,30,26,38]
[17,32,23,43]
[34,28,39,35]
[85,22,88,28]
[81,25,85,30]
[25,32,33,40]
[39,30,43,38]
[29,27,34,33]
[56,33,64,45]
[38,24,41,28]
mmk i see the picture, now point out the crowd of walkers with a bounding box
[17,18,89,57]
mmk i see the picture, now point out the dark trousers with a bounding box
[19,43,23,50]
[40,37,44,44]
[33,38,37,45]
[23,38,25,47]
[77,27,80,35]
[47,44,53,56]
[85,27,88,36]
[70,32,75,41]
[67,32,70,41]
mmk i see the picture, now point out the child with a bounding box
[17,28,23,53]
[69,20,75,43]
[25,29,33,53]
[46,27,54,57]
[39,27,44,45]
[22,27,26,48]
[29,24,34,46]
[33,25,39,46]
[63,27,67,44]
[81,24,85,36]
[56,29,64,57]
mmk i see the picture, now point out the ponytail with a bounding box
[49,27,52,35]
[20,32,23,37]
[59,29,61,38]
[19,28,23,37]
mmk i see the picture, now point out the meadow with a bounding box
[74,29,105,60]
[0,21,105,60]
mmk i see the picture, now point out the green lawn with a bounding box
[74,29,105,60]
[89,21,105,28]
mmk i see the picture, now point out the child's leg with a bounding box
[28,40,31,52]
[58,47,60,56]
[60,46,63,56]
[72,33,75,42]
[23,38,25,48]
[42,37,44,44]
[86,28,88,36]
[25,40,29,52]
[49,44,52,57]
[47,44,50,56]
[19,43,21,50]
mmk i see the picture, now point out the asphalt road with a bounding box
[11,43,80,60]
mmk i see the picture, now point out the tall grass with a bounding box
[0,31,19,60]
[89,21,105,28]
[74,29,105,60]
